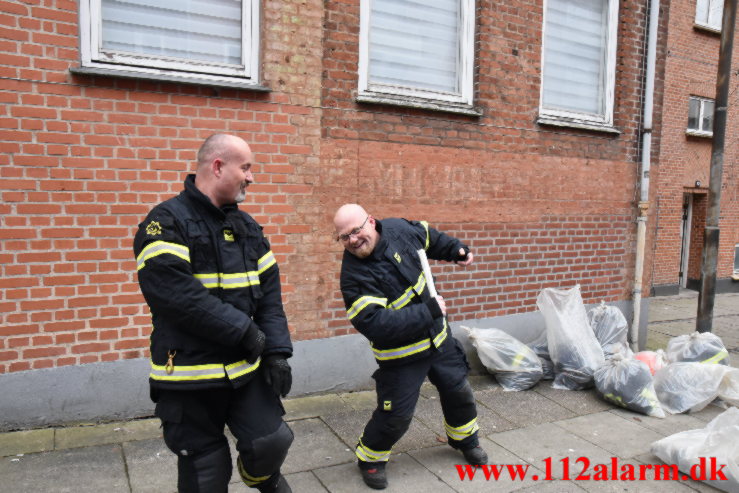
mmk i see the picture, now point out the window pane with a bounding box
[368,0,459,93]
[702,100,714,132]
[688,98,700,130]
[101,0,242,66]
[734,245,739,273]
[696,0,709,24]
[708,0,724,28]
[542,0,608,115]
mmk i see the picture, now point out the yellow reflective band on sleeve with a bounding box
[136,241,190,271]
[347,296,388,320]
[388,273,426,310]
[444,417,479,441]
[432,320,448,348]
[225,358,261,379]
[371,325,448,361]
[355,438,391,462]
[149,361,226,381]
[702,349,728,364]
[257,251,276,274]
[194,271,260,289]
[420,221,430,250]
[237,456,271,486]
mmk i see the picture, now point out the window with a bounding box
[734,244,739,278]
[538,0,619,132]
[687,96,714,136]
[696,0,724,32]
[357,0,478,115]
[74,0,263,89]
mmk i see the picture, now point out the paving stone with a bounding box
[490,422,614,480]
[475,387,576,427]
[555,412,664,459]
[0,444,128,493]
[123,438,176,493]
[313,452,456,492]
[509,479,586,492]
[283,471,329,492]
[690,402,732,423]
[607,407,706,437]
[580,457,700,492]
[409,437,543,492]
[337,390,377,411]
[0,428,54,457]
[55,418,162,450]
[533,385,613,416]
[283,393,351,421]
[282,418,355,474]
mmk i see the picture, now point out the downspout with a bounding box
[631,0,660,351]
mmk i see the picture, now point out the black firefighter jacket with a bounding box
[133,175,292,391]
[340,218,468,367]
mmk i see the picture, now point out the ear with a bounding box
[212,158,223,178]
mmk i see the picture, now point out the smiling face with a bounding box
[334,204,379,259]
[215,137,254,206]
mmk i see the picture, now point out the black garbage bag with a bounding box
[594,354,665,417]
[666,332,730,366]
[466,327,543,391]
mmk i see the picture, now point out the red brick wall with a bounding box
[651,0,739,288]
[1,0,655,373]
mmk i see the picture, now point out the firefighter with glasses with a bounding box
[133,134,293,493]
[333,203,488,489]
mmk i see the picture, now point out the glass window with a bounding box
[539,0,619,130]
[734,244,739,274]
[696,0,724,31]
[687,96,714,135]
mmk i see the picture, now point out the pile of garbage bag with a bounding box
[594,353,665,418]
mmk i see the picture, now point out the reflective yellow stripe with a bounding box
[237,456,271,486]
[388,273,426,310]
[194,271,260,289]
[225,358,261,379]
[420,221,430,250]
[347,296,388,320]
[512,351,526,368]
[444,417,479,441]
[149,361,225,381]
[136,241,190,270]
[257,251,276,274]
[372,325,448,361]
[355,438,391,462]
[702,349,728,364]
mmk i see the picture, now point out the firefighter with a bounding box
[333,203,488,490]
[133,134,294,493]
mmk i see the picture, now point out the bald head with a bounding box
[334,203,378,258]
[194,133,254,208]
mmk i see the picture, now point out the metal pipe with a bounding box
[631,0,660,351]
[697,0,737,332]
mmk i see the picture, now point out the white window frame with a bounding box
[74,0,263,89]
[537,0,620,133]
[686,96,714,137]
[356,0,478,115]
[695,0,724,33]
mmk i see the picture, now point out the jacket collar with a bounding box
[183,174,238,220]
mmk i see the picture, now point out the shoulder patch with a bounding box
[145,221,162,236]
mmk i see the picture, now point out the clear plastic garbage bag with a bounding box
[594,353,665,418]
[666,332,730,365]
[465,327,543,391]
[634,350,668,375]
[536,285,605,390]
[653,362,739,414]
[651,407,739,493]
[587,301,633,359]
[527,329,555,380]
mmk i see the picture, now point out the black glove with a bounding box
[263,354,292,397]
[241,323,266,364]
[456,246,470,262]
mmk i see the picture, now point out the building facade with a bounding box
[1,0,665,428]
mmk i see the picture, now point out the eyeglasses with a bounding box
[336,215,369,242]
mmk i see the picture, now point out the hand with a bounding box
[435,295,447,316]
[242,323,266,364]
[263,355,292,397]
[457,248,473,266]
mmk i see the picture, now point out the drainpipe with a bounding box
[631,0,660,351]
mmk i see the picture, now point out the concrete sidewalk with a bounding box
[1,292,737,493]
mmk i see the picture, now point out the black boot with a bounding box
[358,461,388,490]
[462,445,488,466]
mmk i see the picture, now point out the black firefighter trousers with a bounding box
[153,373,294,493]
[356,337,480,463]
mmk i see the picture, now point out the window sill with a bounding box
[70,65,271,92]
[536,115,621,135]
[694,22,721,34]
[686,129,713,138]
[356,92,481,116]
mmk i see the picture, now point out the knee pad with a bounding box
[238,421,294,482]
[177,444,231,493]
